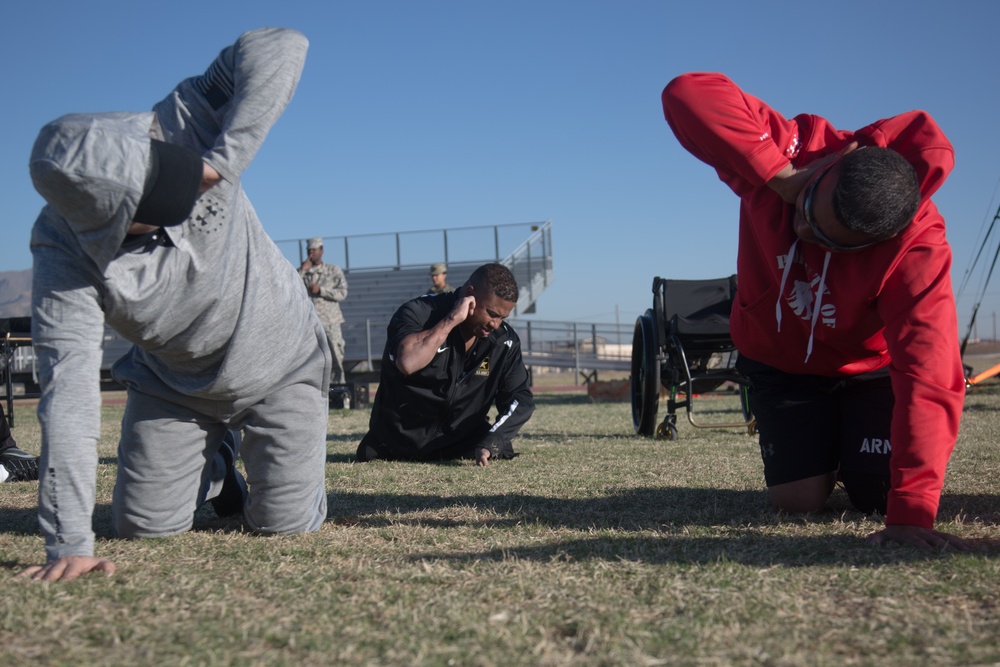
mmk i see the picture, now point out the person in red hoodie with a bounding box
[662,72,968,551]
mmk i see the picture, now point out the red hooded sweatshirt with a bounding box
[662,72,964,529]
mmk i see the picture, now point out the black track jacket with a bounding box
[366,292,535,459]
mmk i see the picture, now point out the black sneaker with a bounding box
[1,447,40,482]
[210,431,248,517]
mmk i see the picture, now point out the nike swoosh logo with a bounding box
[437,346,449,353]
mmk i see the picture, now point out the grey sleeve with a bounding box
[200,27,309,183]
[31,247,106,560]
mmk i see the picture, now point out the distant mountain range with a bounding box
[0,269,32,318]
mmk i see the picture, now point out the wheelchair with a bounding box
[630,275,754,439]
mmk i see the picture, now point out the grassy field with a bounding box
[1,382,998,666]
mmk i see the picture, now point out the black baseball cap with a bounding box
[133,139,203,227]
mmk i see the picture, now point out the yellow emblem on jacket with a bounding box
[475,357,490,377]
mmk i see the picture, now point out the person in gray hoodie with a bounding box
[21,28,330,582]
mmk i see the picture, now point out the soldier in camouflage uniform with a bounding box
[427,263,453,295]
[300,237,348,384]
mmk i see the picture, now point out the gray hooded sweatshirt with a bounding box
[29,28,324,560]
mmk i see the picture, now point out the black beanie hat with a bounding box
[133,140,203,227]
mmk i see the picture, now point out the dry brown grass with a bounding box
[1,387,998,666]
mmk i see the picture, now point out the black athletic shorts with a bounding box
[736,355,893,514]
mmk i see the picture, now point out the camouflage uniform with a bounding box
[427,262,453,295]
[427,282,453,295]
[301,262,348,383]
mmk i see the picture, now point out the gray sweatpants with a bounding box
[111,364,329,538]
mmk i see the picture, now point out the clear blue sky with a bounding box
[3,1,999,334]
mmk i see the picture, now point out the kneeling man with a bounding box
[24,28,328,582]
[357,263,534,465]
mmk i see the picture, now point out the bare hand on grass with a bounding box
[20,556,117,582]
[475,446,491,467]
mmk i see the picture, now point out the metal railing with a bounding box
[513,318,631,383]
[506,224,554,316]
[346,316,631,385]
[3,222,560,405]
[275,220,552,275]
[335,221,555,367]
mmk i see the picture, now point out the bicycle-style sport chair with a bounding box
[630,275,754,439]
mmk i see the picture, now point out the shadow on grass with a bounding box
[937,494,1000,524]
[327,486,1000,565]
[408,533,993,567]
[2,502,117,539]
[2,507,43,536]
[2,500,245,542]
[328,486,727,528]
[328,487,1000,527]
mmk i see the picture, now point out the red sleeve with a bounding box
[867,112,959,527]
[879,226,964,528]
[661,72,798,197]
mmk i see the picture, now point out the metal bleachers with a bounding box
[0,222,555,397]
[1,217,640,396]
[274,221,555,376]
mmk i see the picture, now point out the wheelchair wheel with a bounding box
[631,310,660,436]
[656,420,679,440]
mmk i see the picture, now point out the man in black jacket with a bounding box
[357,263,534,466]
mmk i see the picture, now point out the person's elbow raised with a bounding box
[662,72,728,109]
[663,72,700,101]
